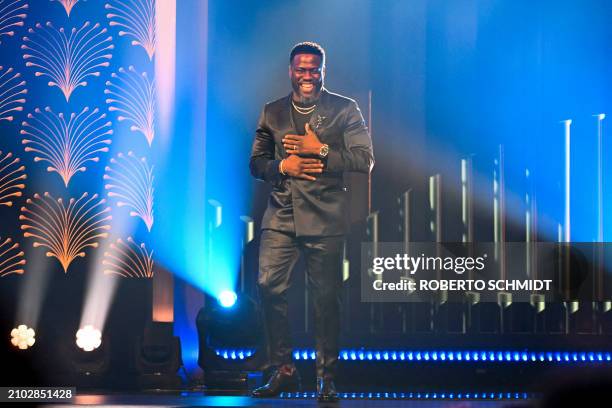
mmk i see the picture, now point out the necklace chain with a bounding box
[292,100,316,115]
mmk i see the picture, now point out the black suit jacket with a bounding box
[250,88,374,237]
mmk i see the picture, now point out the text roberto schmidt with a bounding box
[373,278,552,292]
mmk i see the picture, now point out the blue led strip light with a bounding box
[279,391,533,400]
[214,349,255,360]
[214,349,612,363]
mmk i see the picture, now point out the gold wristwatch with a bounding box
[319,144,329,158]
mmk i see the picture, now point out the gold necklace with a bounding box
[292,100,316,115]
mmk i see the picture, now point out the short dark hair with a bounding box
[289,41,325,66]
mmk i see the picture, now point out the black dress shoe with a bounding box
[252,367,301,398]
[317,377,339,402]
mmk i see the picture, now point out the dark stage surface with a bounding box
[46,392,530,408]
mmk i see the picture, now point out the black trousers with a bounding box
[257,229,344,380]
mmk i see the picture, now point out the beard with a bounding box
[291,77,323,104]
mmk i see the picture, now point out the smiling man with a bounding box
[250,42,374,402]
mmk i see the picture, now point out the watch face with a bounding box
[320,144,329,157]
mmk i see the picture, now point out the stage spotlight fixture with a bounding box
[10,325,35,350]
[197,292,264,389]
[135,322,182,390]
[76,325,102,352]
[67,330,111,383]
[218,290,237,308]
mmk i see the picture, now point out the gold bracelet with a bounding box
[279,159,286,175]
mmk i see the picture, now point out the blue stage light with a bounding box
[217,290,237,308]
[216,347,612,367]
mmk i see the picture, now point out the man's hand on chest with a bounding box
[283,123,325,156]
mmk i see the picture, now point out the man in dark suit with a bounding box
[250,42,374,402]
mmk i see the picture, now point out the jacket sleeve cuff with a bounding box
[266,159,284,184]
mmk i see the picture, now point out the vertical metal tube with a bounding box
[367,90,373,214]
[461,157,474,244]
[239,215,254,294]
[429,174,442,243]
[493,146,506,280]
[562,120,572,243]
[366,211,379,333]
[429,174,444,307]
[494,147,511,314]
[595,114,605,301]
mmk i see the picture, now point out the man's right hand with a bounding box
[280,155,324,181]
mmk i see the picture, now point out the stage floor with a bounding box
[43,392,533,407]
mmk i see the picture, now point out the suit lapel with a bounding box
[286,93,298,134]
[309,88,332,140]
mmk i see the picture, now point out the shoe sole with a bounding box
[251,383,301,398]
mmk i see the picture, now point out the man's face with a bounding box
[289,53,324,104]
